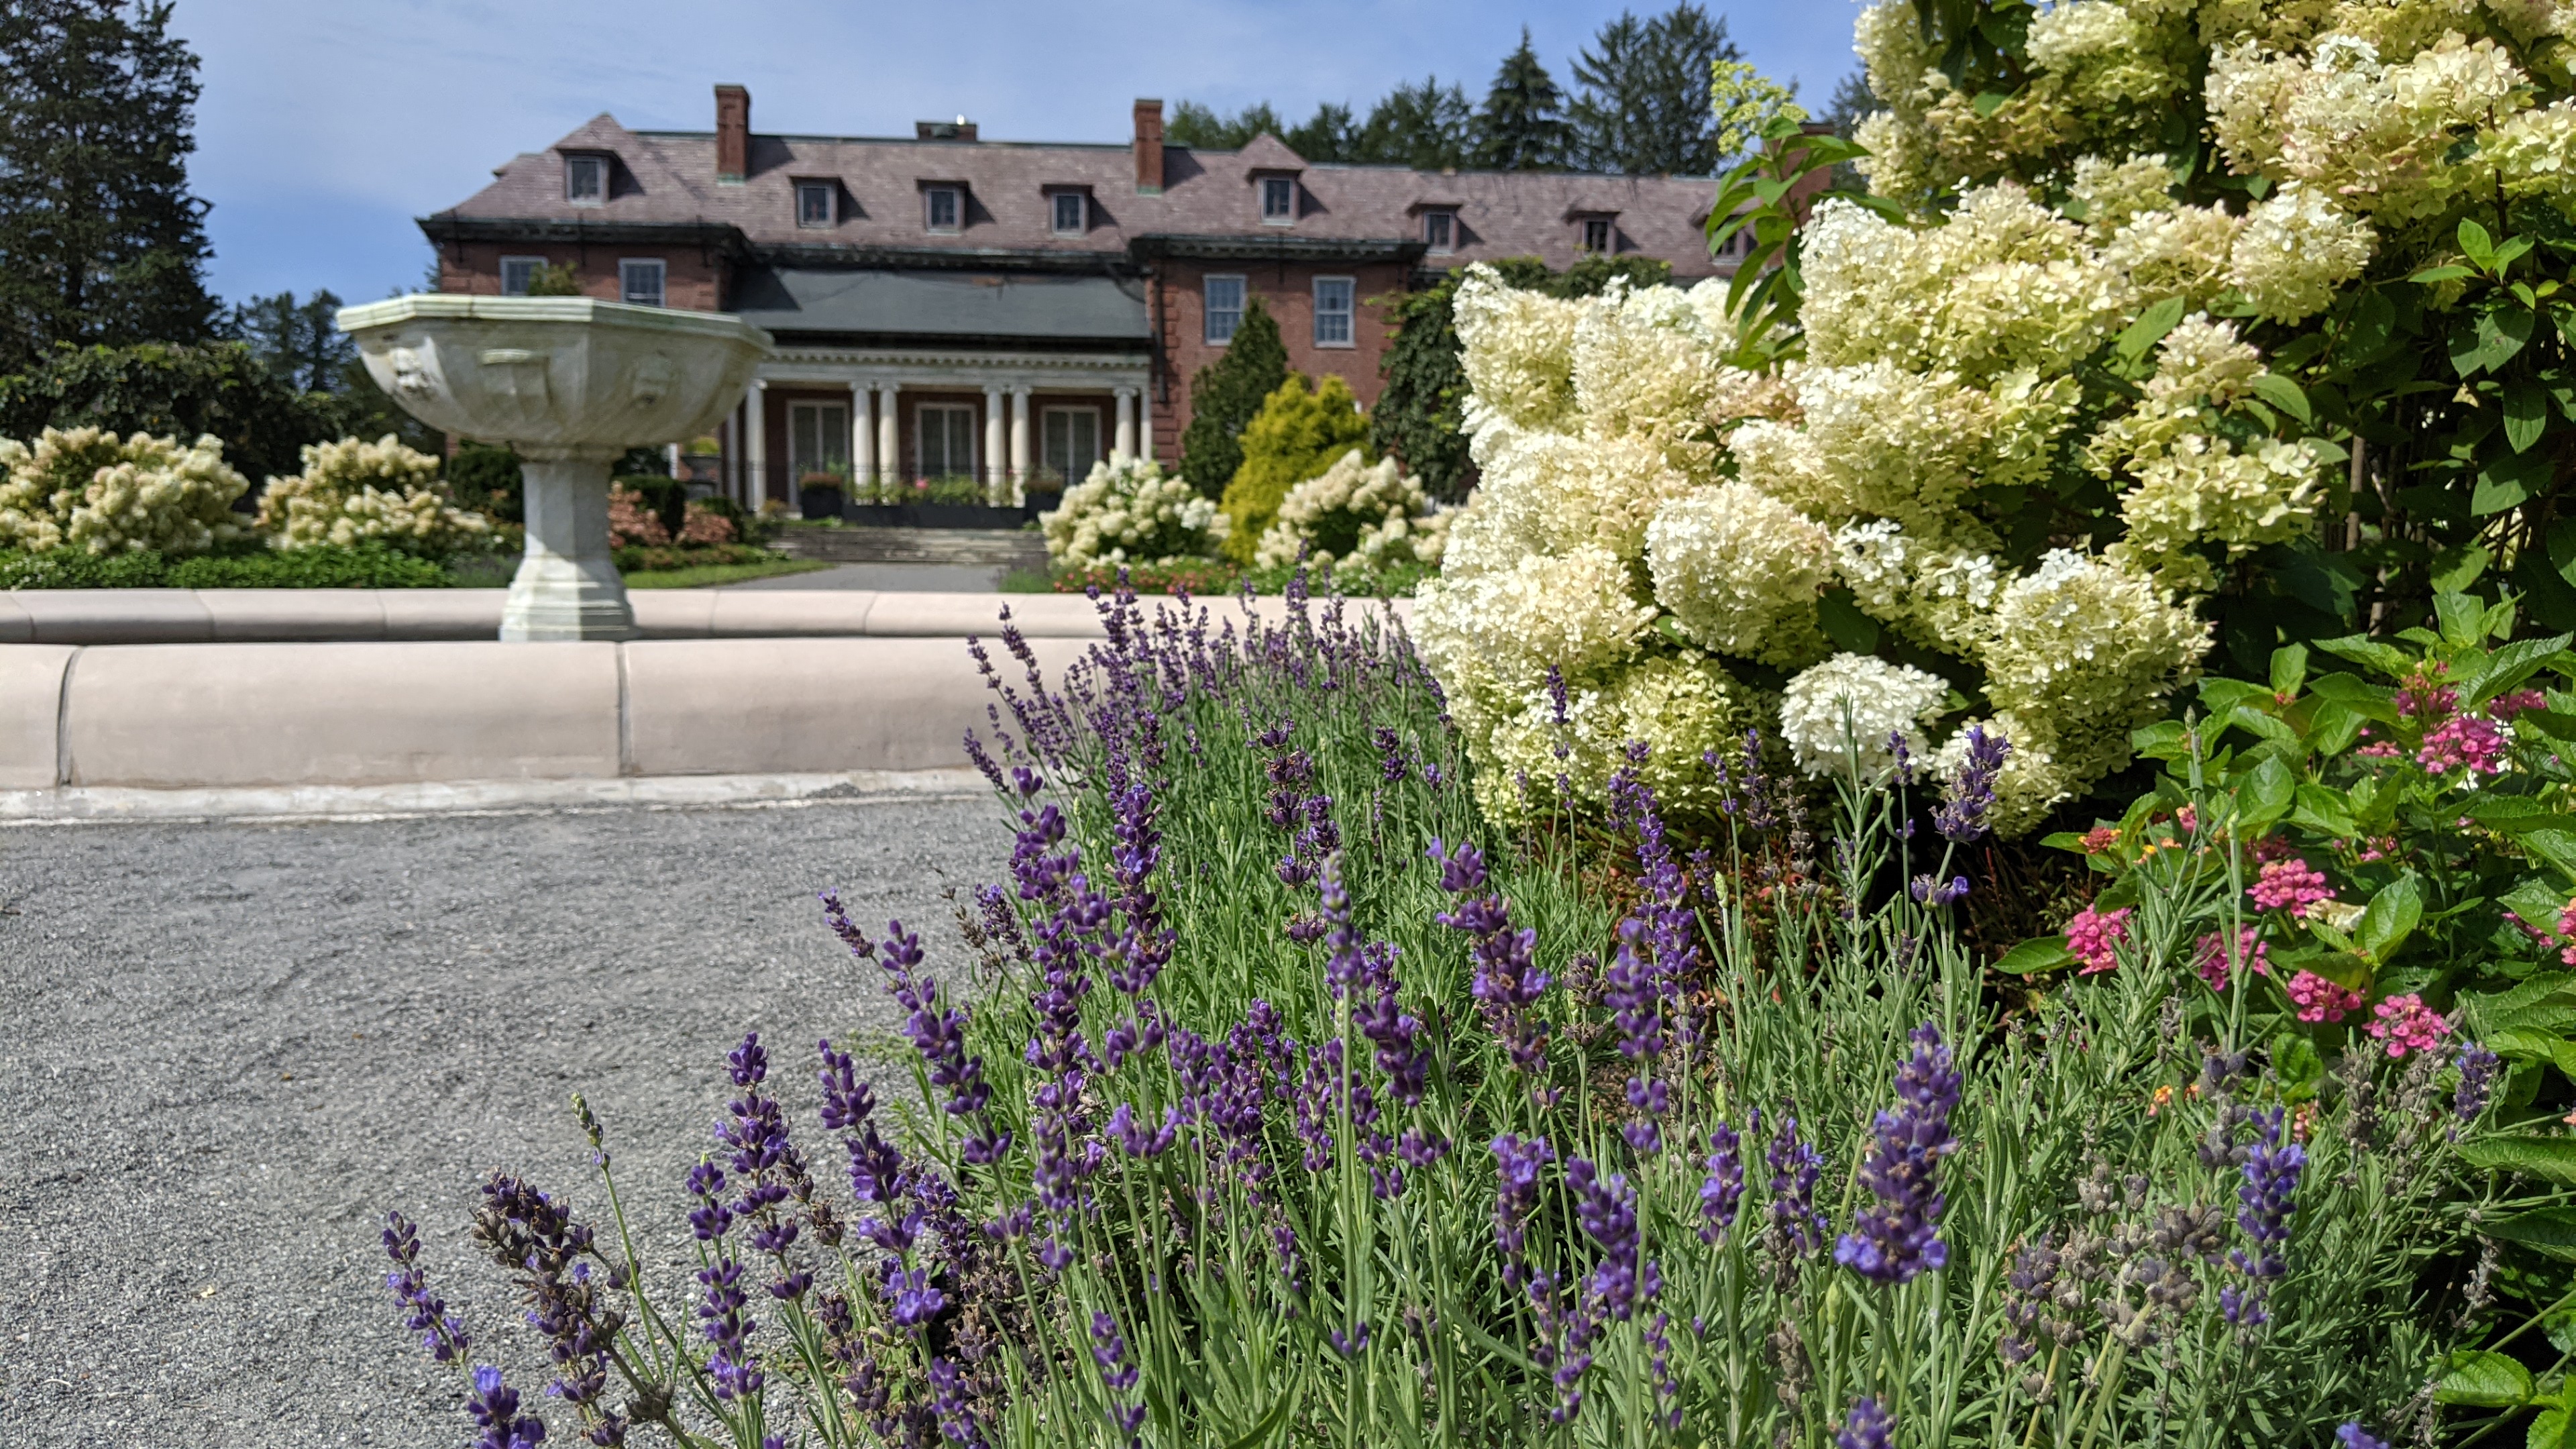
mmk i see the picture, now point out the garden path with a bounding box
[0,796,1007,1446]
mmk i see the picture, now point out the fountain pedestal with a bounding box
[334,295,772,642]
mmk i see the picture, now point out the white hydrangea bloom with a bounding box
[1472,426,1695,558]
[2067,154,2180,238]
[2108,435,2324,588]
[1978,549,2210,763]
[258,435,492,553]
[2028,2,2145,70]
[2104,205,2240,305]
[2229,182,2375,322]
[0,427,247,555]
[1413,544,1654,694]
[1646,482,1835,665]
[1452,264,1584,433]
[1040,455,1226,568]
[1474,653,1756,821]
[1778,652,1953,777]
[1252,449,1448,572]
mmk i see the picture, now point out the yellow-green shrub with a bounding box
[1216,374,1368,564]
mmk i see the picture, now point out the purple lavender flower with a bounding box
[2225,1106,2304,1326]
[1109,1103,1179,1157]
[1910,873,1970,907]
[2337,1426,2390,1449]
[1568,1157,1651,1322]
[1432,838,1552,1087]
[1935,726,2008,844]
[1837,1396,1893,1449]
[2455,1042,2502,1126]
[695,1256,763,1400]
[927,1354,984,1447]
[1835,1024,1963,1285]
[1091,1314,1146,1440]
[1328,1320,1371,1357]
[1766,1113,1827,1259]
[466,1364,548,1449]
[380,1211,470,1362]
[883,1263,946,1327]
[1492,1133,1554,1286]
[1698,1124,1743,1244]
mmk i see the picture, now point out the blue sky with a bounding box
[174,0,1867,308]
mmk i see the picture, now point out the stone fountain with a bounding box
[335,295,772,641]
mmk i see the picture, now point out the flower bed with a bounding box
[374,585,2557,1447]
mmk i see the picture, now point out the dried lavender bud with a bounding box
[2149,1204,2228,1261]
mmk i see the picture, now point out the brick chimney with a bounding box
[1132,99,1164,194]
[715,84,750,184]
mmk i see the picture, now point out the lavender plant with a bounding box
[379,580,2555,1448]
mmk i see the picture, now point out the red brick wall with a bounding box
[435,244,727,312]
[1149,258,1409,466]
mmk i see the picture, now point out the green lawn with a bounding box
[620,557,833,589]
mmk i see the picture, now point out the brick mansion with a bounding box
[423,86,1741,506]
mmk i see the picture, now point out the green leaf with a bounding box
[1815,588,1881,654]
[2269,643,2310,697]
[2133,718,2195,761]
[2316,635,2414,678]
[2508,377,2552,452]
[2436,1348,2534,1407]
[2239,757,2298,828]
[2248,373,2313,426]
[2463,217,2500,270]
[2521,828,2576,884]
[2459,307,2539,376]
[2484,1207,2576,1261]
[2460,1135,2576,1186]
[2356,873,2425,960]
[2293,949,2373,992]
[2467,796,2569,833]
[1993,936,2078,975]
[2440,590,2495,646]
[2116,297,2188,362]
[2475,634,2576,704]
[2477,443,2554,515]
[1215,1379,1303,1449]
[2530,1405,2576,1449]
[2291,783,2358,837]
[2413,264,2476,284]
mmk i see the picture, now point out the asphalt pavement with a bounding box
[0,794,1008,1446]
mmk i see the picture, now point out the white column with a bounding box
[875,383,900,487]
[665,442,682,479]
[1114,386,1138,462]
[981,385,1006,504]
[849,380,873,499]
[745,378,769,513]
[1008,387,1032,506]
[724,411,739,500]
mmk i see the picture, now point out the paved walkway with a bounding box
[0,796,1008,1446]
[722,560,1008,591]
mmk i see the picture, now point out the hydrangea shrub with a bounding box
[1252,448,1450,578]
[1038,455,1227,569]
[0,426,249,555]
[256,435,494,555]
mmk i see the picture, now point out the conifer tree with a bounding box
[1472,28,1572,171]
[1567,3,1743,176]
[0,0,217,377]
[1354,78,1474,170]
[1177,297,1289,498]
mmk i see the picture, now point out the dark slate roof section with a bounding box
[729,268,1150,347]
[428,113,1728,278]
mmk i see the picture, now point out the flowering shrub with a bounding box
[2032,580,2576,1134]
[0,426,247,555]
[1251,448,1450,578]
[1038,455,1226,569]
[1216,374,1370,564]
[378,584,2556,1447]
[256,435,494,555]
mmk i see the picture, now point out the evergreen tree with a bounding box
[1285,103,1356,163]
[1472,28,1572,170]
[1167,100,1287,150]
[1567,3,1743,175]
[0,0,217,377]
[1177,297,1288,498]
[223,290,353,394]
[1353,77,1474,170]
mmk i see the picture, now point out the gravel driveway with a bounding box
[0,795,1010,1446]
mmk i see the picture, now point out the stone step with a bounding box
[771,527,1049,567]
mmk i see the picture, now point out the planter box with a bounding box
[838,502,1034,529]
[798,484,844,521]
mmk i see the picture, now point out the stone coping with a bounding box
[0,767,989,824]
[0,589,1409,645]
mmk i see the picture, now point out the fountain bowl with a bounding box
[337,295,772,641]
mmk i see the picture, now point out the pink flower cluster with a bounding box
[2066,906,2133,975]
[2249,859,2334,914]
[2193,927,2268,990]
[2284,971,2365,1024]
[2561,899,2576,967]
[2417,714,2508,777]
[2489,688,2548,721]
[2396,663,2457,721]
[2365,994,2451,1059]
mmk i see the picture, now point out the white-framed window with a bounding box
[789,400,852,482]
[1051,191,1086,235]
[500,256,547,297]
[796,180,836,228]
[566,154,607,206]
[915,401,977,478]
[1260,176,1295,222]
[1313,276,1355,347]
[924,186,962,232]
[1422,210,1456,253]
[1579,216,1613,253]
[1040,406,1100,484]
[1203,274,1246,344]
[619,258,665,307]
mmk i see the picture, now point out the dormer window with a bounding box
[1578,215,1613,252]
[796,180,837,228]
[1422,209,1456,254]
[924,185,962,233]
[565,154,608,206]
[1051,190,1087,235]
[1259,176,1295,223]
